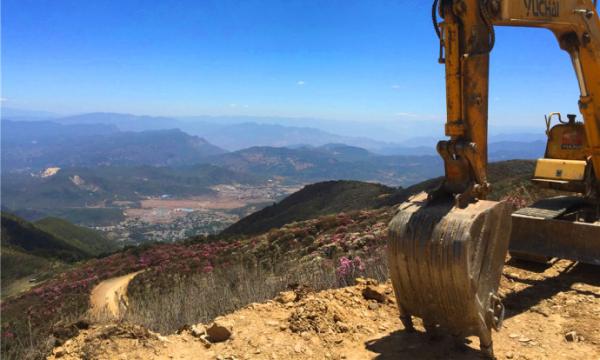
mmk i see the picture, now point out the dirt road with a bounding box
[89,271,142,321]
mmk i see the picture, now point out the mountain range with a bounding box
[2,120,225,170]
[2,110,547,156]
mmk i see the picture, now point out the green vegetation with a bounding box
[0,212,116,294]
[44,208,125,227]
[1,213,90,261]
[0,246,55,285]
[35,217,118,255]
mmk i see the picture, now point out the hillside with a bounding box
[1,213,85,295]
[222,160,537,236]
[0,213,116,294]
[222,180,398,236]
[34,217,118,256]
[1,213,91,261]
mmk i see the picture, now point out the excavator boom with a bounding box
[388,0,600,357]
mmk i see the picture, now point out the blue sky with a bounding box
[1,0,585,131]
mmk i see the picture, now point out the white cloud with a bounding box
[391,84,401,89]
[229,103,238,108]
[296,80,305,86]
[0,98,7,102]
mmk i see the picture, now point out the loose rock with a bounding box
[565,331,577,342]
[368,302,379,310]
[362,286,387,303]
[276,291,297,304]
[190,324,205,338]
[207,320,233,342]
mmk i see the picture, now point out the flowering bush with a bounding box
[335,256,366,286]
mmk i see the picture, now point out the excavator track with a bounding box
[388,192,512,356]
[510,197,600,265]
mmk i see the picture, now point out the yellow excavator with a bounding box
[388,0,600,357]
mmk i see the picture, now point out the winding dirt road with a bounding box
[89,271,142,321]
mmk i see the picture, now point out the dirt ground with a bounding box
[89,271,143,321]
[49,259,599,360]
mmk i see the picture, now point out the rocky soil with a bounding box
[48,259,598,360]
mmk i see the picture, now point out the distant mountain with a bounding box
[488,140,546,160]
[49,113,393,151]
[1,119,119,146]
[5,112,550,158]
[206,144,442,186]
[191,122,354,151]
[1,120,226,170]
[222,180,399,236]
[55,112,177,131]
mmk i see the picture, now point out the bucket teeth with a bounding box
[387,192,511,354]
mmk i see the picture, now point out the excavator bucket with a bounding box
[387,192,512,356]
[510,197,600,265]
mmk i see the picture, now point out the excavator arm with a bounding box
[387,1,600,357]
[435,0,600,204]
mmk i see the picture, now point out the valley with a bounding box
[94,182,302,244]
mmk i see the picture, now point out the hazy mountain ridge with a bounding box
[2,111,547,162]
[39,112,392,151]
[2,120,226,170]
[206,145,443,186]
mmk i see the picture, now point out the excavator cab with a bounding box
[532,112,590,193]
[509,112,600,265]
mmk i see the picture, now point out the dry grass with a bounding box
[124,249,389,334]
